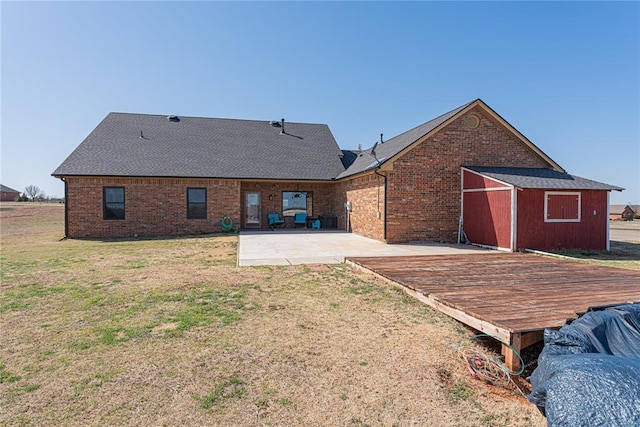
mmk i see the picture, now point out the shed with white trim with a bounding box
[461,166,623,252]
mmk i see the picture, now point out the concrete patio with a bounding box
[237,229,489,266]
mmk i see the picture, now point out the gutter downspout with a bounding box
[606,192,611,251]
[374,169,387,241]
[59,177,68,238]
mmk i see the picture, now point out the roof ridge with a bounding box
[371,99,476,148]
[335,99,479,179]
[106,112,329,126]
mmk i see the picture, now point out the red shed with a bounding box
[461,167,623,252]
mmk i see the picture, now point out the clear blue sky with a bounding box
[2,1,638,204]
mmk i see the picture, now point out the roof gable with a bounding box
[53,113,346,181]
[464,166,623,191]
[337,99,563,179]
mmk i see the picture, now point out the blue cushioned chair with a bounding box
[293,213,307,227]
[267,213,285,230]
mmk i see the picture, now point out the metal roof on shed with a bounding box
[464,166,623,191]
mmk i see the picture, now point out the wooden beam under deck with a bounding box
[347,253,640,372]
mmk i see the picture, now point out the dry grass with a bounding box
[546,222,640,270]
[0,202,544,426]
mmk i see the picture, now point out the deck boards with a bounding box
[347,253,640,334]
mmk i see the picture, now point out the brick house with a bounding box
[53,99,622,251]
[1,184,21,202]
[610,205,638,221]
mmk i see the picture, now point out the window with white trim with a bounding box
[544,191,581,222]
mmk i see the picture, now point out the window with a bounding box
[104,187,125,220]
[187,188,207,219]
[282,191,307,217]
[544,191,581,223]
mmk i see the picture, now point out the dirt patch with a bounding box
[306,264,332,272]
[151,322,179,335]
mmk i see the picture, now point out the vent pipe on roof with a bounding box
[380,133,384,144]
[167,115,180,122]
[280,118,285,135]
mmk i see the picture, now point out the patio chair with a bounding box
[267,213,285,230]
[293,213,307,227]
[312,219,321,229]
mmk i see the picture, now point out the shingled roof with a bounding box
[464,166,623,191]
[52,113,346,181]
[336,99,564,179]
[1,184,20,193]
[336,101,474,179]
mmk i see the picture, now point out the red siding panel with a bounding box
[463,170,510,190]
[517,190,608,251]
[463,189,512,249]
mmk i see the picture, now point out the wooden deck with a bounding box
[347,253,640,370]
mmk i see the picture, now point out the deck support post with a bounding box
[502,330,544,373]
[503,333,522,372]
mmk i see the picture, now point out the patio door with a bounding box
[244,192,261,228]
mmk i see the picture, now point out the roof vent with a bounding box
[280,118,285,135]
[269,120,281,128]
[167,115,180,122]
[465,114,479,129]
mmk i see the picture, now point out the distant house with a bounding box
[610,204,638,221]
[1,184,21,202]
[52,99,623,251]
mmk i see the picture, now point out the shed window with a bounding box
[187,188,207,219]
[104,187,125,220]
[544,192,581,223]
[282,191,307,217]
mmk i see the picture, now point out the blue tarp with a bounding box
[528,304,640,426]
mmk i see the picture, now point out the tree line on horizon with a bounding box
[16,185,64,203]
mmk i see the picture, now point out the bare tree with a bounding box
[23,185,44,201]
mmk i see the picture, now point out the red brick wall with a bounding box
[65,177,240,238]
[385,108,549,243]
[335,108,551,243]
[239,181,336,229]
[1,192,20,202]
[335,174,385,240]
